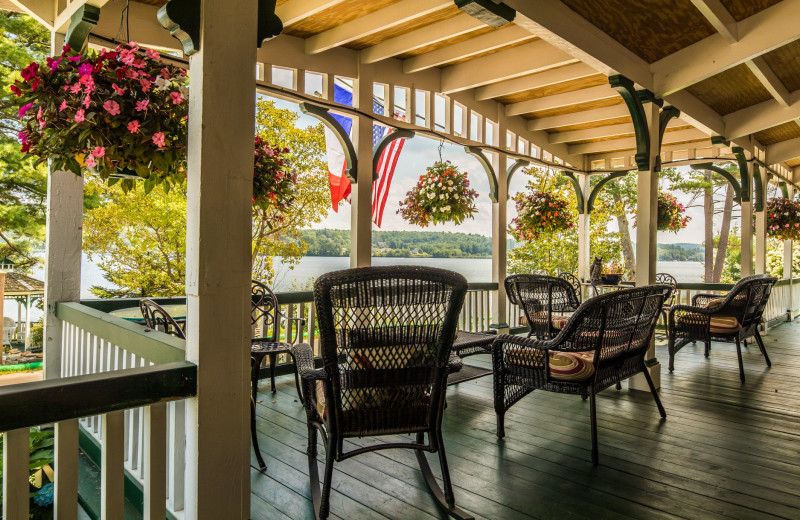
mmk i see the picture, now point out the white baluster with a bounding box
[2,428,30,519]
[54,419,80,520]
[144,403,167,520]
[101,411,125,519]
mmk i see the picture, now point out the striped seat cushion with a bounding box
[520,312,571,330]
[709,316,740,333]
[505,348,595,381]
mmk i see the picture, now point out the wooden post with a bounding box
[0,271,4,363]
[350,71,374,268]
[492,150,508,331]
[630,101,661,392]
[784,185,794,281]
[577,170,591,281]
[25,294,32,350]
[183,1,257,517]
[741,198,754,277]
[3,428,30,519]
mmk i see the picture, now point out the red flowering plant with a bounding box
[765,197,800,240]
[253,136,298,227]
[632,192,691,233]
[11,43,189,192]
[509,174,575,241]
[397,161,478,227]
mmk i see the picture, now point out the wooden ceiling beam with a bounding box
[526,104,630,131]
[276,0,349,27]
[474,62,597,100]
[652,0,800,96]
[440,39,576,94]
[305,0,452,55]
[725,92,800,138]
[402,24,532,74]
[8,0,54,29]
[745,57,792,107]
[505,84,616,117]
[689,0,738,44]
[548,118,687,145]
[766,137,800,165]
[360,14,485,64]
[568,128,708,155]
[587,140,714,163]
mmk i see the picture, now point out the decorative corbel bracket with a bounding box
[779,181,789,199]
[732,147,751,203]
[464,146,499,202]
[609,75,650,172]
[711,136,730,147]
[300,103,358,183]
[655,106,680,171]
[562,171,586,214]
[587,171,627,213]
[505,159,529,197]
[65,4,100,51]
[258,0,283,46]
[455,0,516,28]
[690,163,742,203]
[752,163,764,211]
[373,129,414,181]
[158,0,201,56]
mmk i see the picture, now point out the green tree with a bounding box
[0,11,49,270]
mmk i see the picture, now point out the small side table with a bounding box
[447,330,497,386]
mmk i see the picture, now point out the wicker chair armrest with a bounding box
[691,293,723,306]
[492,334,551,373]
[670,303,715,316]
[447,354,464,375]
[290,343,317,376]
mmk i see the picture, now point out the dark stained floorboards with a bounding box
[251,323,800,519]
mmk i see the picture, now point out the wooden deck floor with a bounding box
[251,323,800,520]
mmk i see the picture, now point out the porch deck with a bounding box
[251,323,800,520]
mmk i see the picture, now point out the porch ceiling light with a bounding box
[455,0,516,28]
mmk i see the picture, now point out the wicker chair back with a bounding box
[505,274,581,338]
[717,274,776,330]
[313,266,467,436]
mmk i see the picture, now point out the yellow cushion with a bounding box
[709,316,740,333]
[702,298,725,311]
[520,312,570,330]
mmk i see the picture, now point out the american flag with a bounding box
[325,82,405,227]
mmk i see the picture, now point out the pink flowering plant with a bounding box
[510,178,574,241]
[632,192,690,233]
[11,43,189,191]
[397,161,478,227]
[765,197,800,240]
[253,136,298,227]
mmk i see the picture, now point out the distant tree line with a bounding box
[657,243,704,261]
[302,229,492,258]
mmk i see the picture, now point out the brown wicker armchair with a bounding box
[505,274,581,339]
[492,285,670,465]
[291,266,473,520]
[667,274,777,383]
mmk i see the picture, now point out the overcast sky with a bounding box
[269,95,737,245]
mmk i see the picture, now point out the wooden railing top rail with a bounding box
[56,302,185,364]
[0,361,196,432]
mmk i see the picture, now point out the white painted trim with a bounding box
[305,0,451,54]
[54,419,80,520]
[143,403,167,520]
[766,137,800,165]
[8,0,54,29]
[276,0,348,26]
[746,57,791,107]
[505,84,616,116]
[526,103,629,131]
[3,428,30,519]
[548,121,685,144]
[101,411,125,520]
[569,128,708,155]
[475,62,598,101]
[724,93,800,139]
[587,140,714,162]
[690,0,738,43]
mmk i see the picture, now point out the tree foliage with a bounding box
[0,11,49,271]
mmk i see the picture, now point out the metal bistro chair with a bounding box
[492,284,670,465]
[667,274,777,383]
[291,266,473,520]
[558,272,583,305]
[505,274,581,339]
[655,272,678,338]
[250,280,306,401]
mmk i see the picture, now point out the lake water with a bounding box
[4,254,704,322]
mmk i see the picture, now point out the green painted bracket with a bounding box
[258,0,283,45]
[655,106,680,171]
[587,171,627,213]
[300,102,358,183]
[455,0,516,28]
[464,146,499,202]
[733,147,750,202]
[637,89,664,108]
[158,0,201,56]
[753,162,764,211]
[711,135,730,147]
[562,171,586,214]
[373,129,414,181]
[506,158,529,195]
[65,4,100,51]
[609,75,650,171]
[779,181,789,199]
[690,163,742,202]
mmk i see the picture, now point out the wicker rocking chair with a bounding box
[505,274,582,339]
[492,284,670,465]
[667,274,777,383]
[291,266,473,520]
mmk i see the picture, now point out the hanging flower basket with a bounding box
[253,136,298,226]
[509,183,574,241]
[766,197,800,240]
[397,161,478,227]
[632,192,690,233]
[12,43,189,190]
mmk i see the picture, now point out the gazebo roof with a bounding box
[2,271,44,296]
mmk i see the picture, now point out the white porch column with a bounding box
[784,185,794,280]
[24,294,32,350]
[741,193,753,277]
[183,1,257,517]
[492,152,508,330]
[44,32,82,381]
[350,70,375,268]
[577,171,591,281]
[755,176,768,275]
[630,101,661,391]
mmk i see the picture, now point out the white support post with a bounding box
[143,403,167,520]
[492,150,508,332]
[54,419,80,520]
[183,1,257,518]
[630,101,661,392]
[3,428,30,519]
[44,32,83,381]
[577,171,591,282]
[784,185,794,281]
[24,294,32,350]
[350,70,374,268]
[101,411,125,520]
[741,197,754,278]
